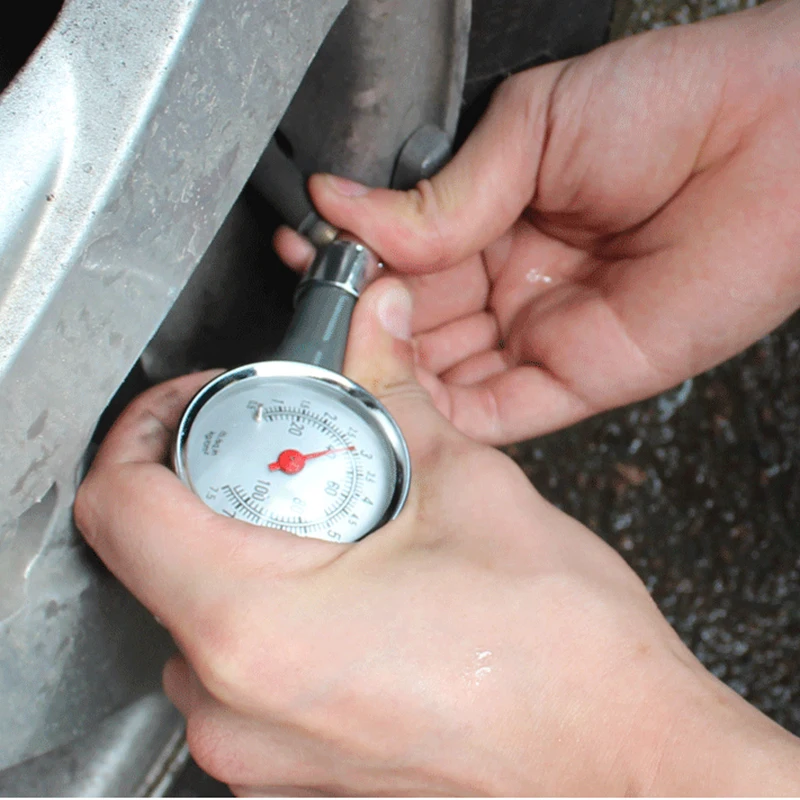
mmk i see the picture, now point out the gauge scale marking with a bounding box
[213,404,363,534]
[174,361,410,543]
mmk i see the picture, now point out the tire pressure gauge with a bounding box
[173,241,411,543]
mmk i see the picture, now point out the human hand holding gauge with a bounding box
[173,240,410,543]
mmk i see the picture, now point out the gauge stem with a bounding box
[272,284,356,372]
[273,240,377,372]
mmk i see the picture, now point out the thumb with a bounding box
[308,62,566,273]
[344,278,453,454]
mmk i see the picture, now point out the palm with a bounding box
[405,223,591,440]
[404,221,617,443]
[408,138,800,445]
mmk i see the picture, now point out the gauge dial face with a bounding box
[175,364,409,543]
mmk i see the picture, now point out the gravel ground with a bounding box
[508,0,800,737]
[613,0,763,35]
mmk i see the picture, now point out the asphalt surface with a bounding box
[613,0,762,34]
[514,0,800,738]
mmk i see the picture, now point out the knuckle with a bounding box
[441,441,516,495]
[190,607,300,717]
[414,431,473,482]
[378,374,431,408]
[493,65,551,119]
[407,180,452,269]
[190,612,254,707]
[489,70,545,140]
[451,384,504,443]
[131,378,190,421]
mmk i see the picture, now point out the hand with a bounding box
[278,0,800,446]
[75,279,800,795]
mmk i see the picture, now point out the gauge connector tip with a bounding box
[297,238,383,302]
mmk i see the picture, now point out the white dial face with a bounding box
[180,372,401,543]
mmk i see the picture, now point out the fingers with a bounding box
[438,367,594,445]
[73,279,456,638]
[77,453,337,632]
[343,278,456,455]
[273,226,315,273]
[275,230,490,334]
[308,62,568,272]
[442,350,508,388]
[415,312,500,375]
[164,656,330,791]
[343,278,415,391]
[75,380,340,636]
[403,256,489,333]
[89,371,220,471]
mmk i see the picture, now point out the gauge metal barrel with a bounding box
[272,239,378,371]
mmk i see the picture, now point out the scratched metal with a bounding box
[0,0,348,773]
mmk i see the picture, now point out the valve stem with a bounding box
[251,138,339,248]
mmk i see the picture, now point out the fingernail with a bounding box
[324,174,371,198]
[377,284,413,341]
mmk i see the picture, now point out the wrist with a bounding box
[634,651,800,796]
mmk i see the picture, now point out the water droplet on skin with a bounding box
[525,269,553,285]
[465,650,494,686]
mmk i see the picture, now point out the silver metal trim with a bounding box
[297,239,381,301]
[173,361,411,541]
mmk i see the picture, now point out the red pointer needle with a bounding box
[269,446,356,475]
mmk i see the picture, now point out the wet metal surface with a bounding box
[508,0,799,738]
